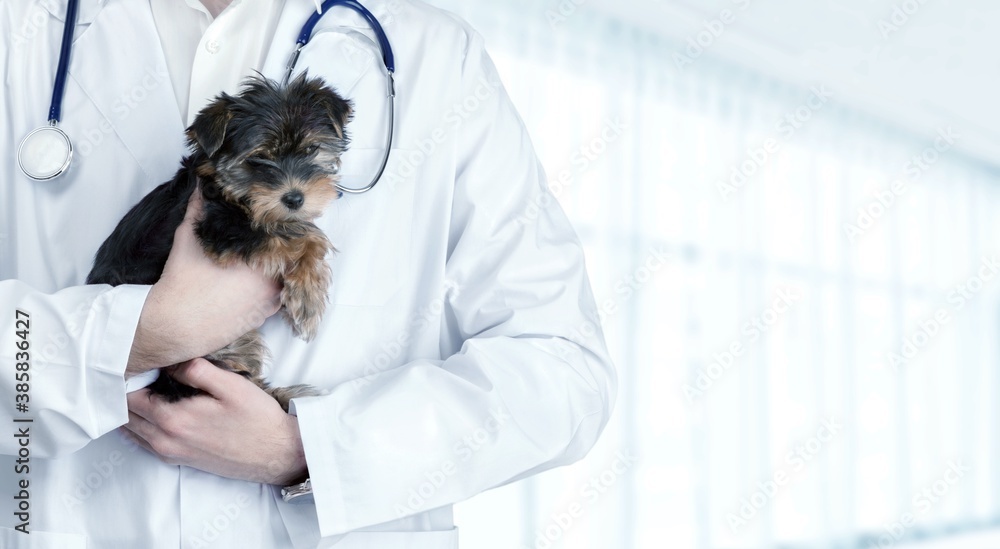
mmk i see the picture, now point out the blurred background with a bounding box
[426,1,1000,548]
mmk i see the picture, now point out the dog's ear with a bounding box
[187,95,235,156]
[317,90,353,141]
[290,75,353,140]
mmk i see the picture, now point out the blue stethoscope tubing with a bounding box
[284,0,396,194]
[295,0,395,73]
[49,0,79,124]
[18,0,396,194]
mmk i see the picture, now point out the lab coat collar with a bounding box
[38,0,108,25]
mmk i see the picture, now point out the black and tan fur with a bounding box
[87,75,352,410]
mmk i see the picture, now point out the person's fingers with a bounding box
[170,358,244,400]
[127,376,200,421]
[124,411,163,442]
[119,427,157,455]
[189,183,203,205]
[184,185,204,222]
[123,414,187,465]
[264,281,283,314]
[172,187,204,248]
[126,388,160,421]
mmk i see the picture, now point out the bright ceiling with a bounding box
[588,0,1000,168]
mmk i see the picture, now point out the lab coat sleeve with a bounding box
[291,31,617,536]
[0,281,149,457]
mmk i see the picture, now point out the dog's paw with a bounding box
[282,305,321,342]
[281,280,327,342]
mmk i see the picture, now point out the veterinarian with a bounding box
[0,1,616,548]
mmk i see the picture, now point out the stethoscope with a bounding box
[18,0,395,195]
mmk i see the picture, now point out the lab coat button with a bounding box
[206,40,221,54]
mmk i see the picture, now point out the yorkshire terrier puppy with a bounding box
[87,75,352,410]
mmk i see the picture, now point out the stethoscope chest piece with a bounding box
[18,124,73,181]
[21,0,79,182]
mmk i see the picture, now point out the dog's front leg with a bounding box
[277,227,333,342]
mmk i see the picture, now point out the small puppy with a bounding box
[87,75,352,410]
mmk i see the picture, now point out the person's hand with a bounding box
[127,190,282,375]
[123,358,308,485]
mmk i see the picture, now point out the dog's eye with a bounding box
[247,154,269,166]
[303,144,321,156]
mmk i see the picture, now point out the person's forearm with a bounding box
[126,279,232,376]
[126,282,190,376]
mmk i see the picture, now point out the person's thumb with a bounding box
[170,358,238,399]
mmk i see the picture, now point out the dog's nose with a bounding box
[282,191,305,210]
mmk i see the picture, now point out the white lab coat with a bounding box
[0,0,616,548]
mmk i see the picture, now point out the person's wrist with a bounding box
[126,282,168,376]
[271,414,309,486]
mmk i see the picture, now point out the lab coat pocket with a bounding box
[0,527,87,549]
[318,147,416,308]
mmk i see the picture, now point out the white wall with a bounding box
[424,1,1000,548]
